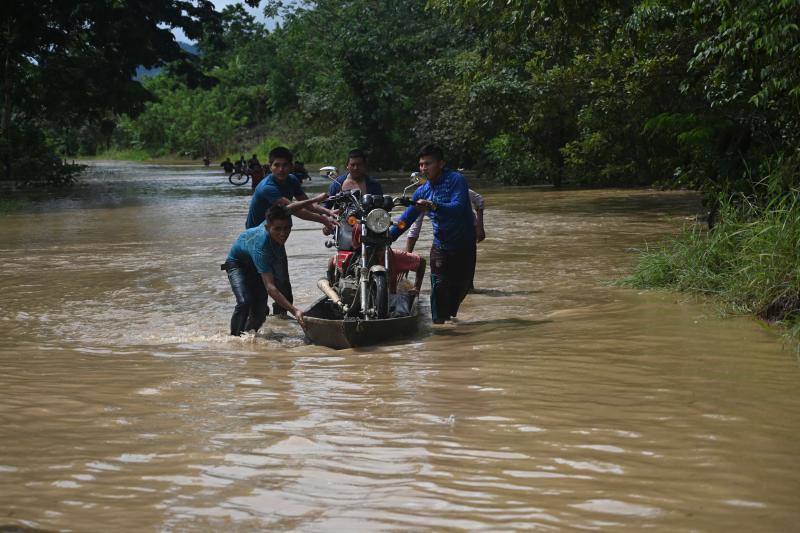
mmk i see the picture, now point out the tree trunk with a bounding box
[2,19,14,179]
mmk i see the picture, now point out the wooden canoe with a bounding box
[302,296,421,349]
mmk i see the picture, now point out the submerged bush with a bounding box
[623,191,800,339]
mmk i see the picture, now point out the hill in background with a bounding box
[135,41,199,80]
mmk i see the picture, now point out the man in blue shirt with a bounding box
[389,144,476,324]
[246,146,335,229]
[245,146,336,316]
[324,149,383,203]
[223,204,316,336]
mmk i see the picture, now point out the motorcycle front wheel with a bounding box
[228,172,249,186]
[366,271,389,319]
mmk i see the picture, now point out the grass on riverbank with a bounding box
[621,191,800,346]
[86,147,154,162]
[0,197,30,214]
[96,120,354,167]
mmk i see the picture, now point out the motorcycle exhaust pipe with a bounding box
[317,279,348,312]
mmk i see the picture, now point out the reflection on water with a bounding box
[1,162,799,531]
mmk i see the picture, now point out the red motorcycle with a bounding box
[319,177,421,319]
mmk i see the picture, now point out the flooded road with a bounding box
[1,162,798,531]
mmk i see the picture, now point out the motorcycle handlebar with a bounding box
[327,189,359,203]
[327,190,412,210]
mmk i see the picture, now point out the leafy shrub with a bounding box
[623,190,800,343]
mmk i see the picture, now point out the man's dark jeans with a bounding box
[429,244,476,323]
[226,263,269,336]
[271,252,293,315]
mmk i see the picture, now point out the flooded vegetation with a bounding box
[1,163,798,530]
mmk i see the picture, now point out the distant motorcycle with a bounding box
[228,169,251,186]
[318,175,422,319]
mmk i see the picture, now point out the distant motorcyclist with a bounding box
[221,157,234,174]
[248,153,261,171]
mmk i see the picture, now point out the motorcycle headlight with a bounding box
[365,208,391,233]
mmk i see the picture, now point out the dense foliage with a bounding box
[104,0,465,168]
[623,189,800,339]
[429,0,799,194]
[5,0,798,199]
[0,0,219,182]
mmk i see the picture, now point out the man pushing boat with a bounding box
[223,201,327,336]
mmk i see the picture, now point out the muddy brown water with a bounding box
[1,162,798,531]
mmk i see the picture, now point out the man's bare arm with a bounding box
[305,202,337,217]
[273,195,335,229]
[293,193,336,217]
[294,207,336,230]
[261,272,304,326]
[286,193,327,213]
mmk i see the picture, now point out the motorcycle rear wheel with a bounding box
[228,172,249,186]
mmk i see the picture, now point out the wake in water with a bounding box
[137,316,309,352]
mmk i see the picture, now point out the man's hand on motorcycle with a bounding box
[415,199,435,212]
[319,207,338,219]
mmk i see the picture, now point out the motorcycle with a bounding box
[317,175,422,320]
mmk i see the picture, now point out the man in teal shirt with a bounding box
[223,203,318,336]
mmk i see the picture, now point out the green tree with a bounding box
[0,0,220,180]
[256,0,467,168]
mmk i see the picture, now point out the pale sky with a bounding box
[210,0,272,25]
[172,1,278,43]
